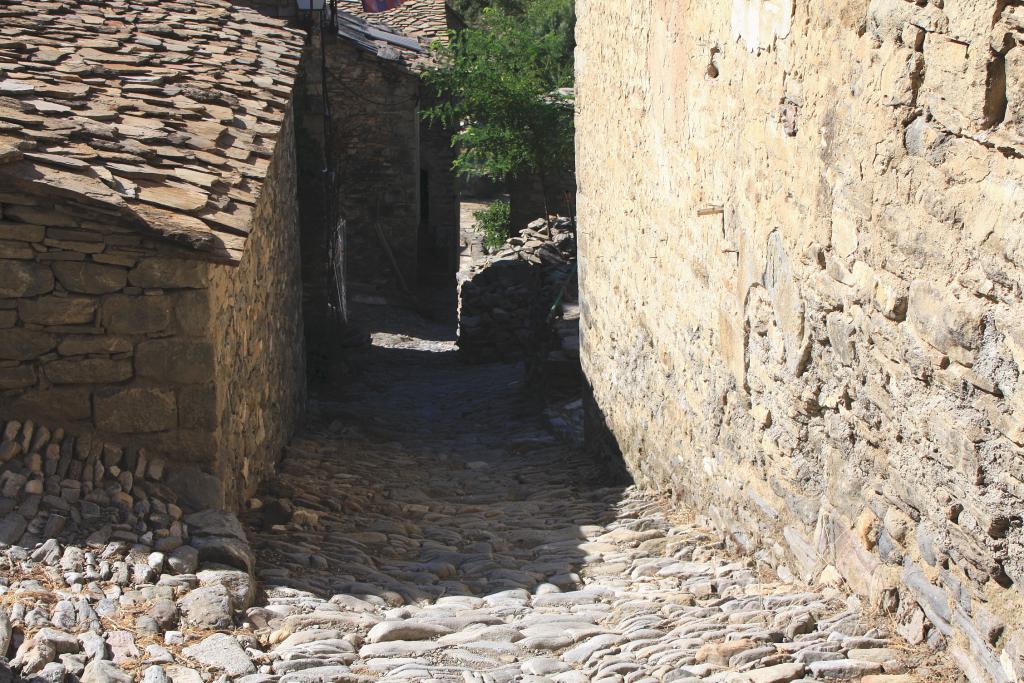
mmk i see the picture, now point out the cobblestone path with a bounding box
[239,304,936,683]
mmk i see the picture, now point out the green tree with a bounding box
[423,0,575,214]
[473,200,512,250]
[449,0,523,22]
[520,0,574,67]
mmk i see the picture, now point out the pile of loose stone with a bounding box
[0,420,177,551]
[457,217,576,363]
[0,419,260,683]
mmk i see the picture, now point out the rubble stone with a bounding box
[458,218,576,364]
[182,634,255,676]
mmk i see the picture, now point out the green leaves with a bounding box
[422,0,575,188]
[473,200,513,250]
[449,0,527,22]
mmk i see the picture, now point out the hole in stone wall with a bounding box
[993,562,1014,589]
[987,514,1011,539]
[706,46,720,79]
[984,51,1009,127]
[947,502,963,523]
[781,99,799,136]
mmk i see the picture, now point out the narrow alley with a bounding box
[233,302,939,682]
[0,0,1020,679]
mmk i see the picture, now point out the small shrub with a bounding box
[474,200,512,250]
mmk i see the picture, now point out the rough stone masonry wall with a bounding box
[0,417,181,551]
[576,1,1024,680]
[326,41,422,288]
[0,194,222,469]
[208,101,306,509]
[458,218,577,363]
[420,109,461,278]
[0,108,305,511]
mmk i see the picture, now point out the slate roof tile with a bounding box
[0,0,305,264]
[335,0,459,69]
[341,0,454,45]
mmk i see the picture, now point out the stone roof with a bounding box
[334,9,428,70]
[0,0,305,264]
[340,0,454,47]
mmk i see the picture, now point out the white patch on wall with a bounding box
[731,0,794,53]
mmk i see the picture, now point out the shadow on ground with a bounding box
[242,297,633,606]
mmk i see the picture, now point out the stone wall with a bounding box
[576,0,1024,680]
[325,39,422,287]
[458,217,576,363]
[0,417,179,550]
[0,106,305,511]
[208,100,307,509]
[0,193,222,462]
[420,111,461,278]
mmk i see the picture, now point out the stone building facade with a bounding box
[326,3,461,289]
[577,0,1024,680]
[0,0,307,510]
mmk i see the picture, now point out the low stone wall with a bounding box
[0,416,253,571]
[509,171,577,233]
[457,218,576,363]
[0,415,261,682]
[576,0,1024,680]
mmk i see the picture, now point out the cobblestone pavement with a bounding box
[239,303,940,683]
[0,302,947,682]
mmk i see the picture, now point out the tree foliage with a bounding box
[448,0,521,21]
[423,0,575,195]
[473,200,512,250]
